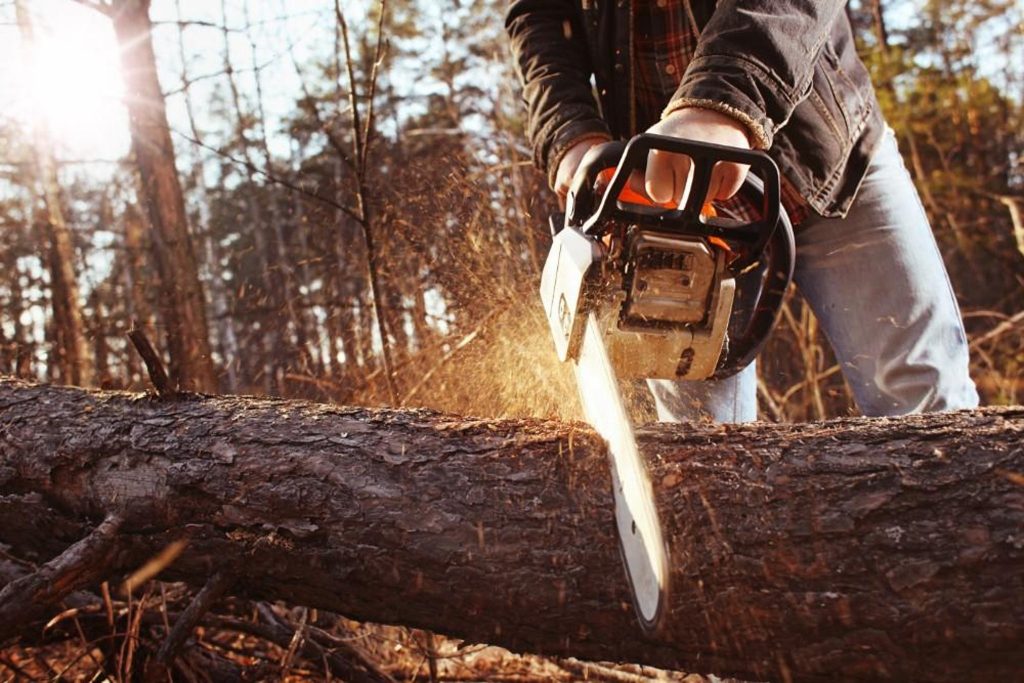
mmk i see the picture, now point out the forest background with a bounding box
[0,0,1022,423]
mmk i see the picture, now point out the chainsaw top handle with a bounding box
[565,134,782,269]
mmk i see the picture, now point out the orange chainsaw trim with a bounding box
[596,168,731,254]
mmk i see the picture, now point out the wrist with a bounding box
[661,100,769,150]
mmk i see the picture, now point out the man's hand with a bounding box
[644,107,753,207]
[554,138,607,208]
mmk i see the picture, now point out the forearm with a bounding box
[505,0,610,186]
[666,0,847,149]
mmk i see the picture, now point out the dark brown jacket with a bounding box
[505,0,884,218]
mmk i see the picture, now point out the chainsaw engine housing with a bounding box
[622,230,718,326]
[541,224,736,382]
[609,229,735,380]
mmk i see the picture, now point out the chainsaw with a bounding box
[540,134,795,633]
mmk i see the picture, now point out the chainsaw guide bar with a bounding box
[575,312,670,631]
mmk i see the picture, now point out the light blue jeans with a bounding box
[648,129,980,422]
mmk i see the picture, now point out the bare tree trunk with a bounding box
[336,0,399,404]
[1,379,1021,683]
[287,141,326,380]
[174,0,240,392]
[331,162,364,384]
[218,0,283,395]
[0,293,10,375]
[410,270,436,351]
[5,247,34,379]
[15,0,94,388]
[357,294,377,373]
[870,0,890,49]
[109,0,216,393]
[88,288,112,388]
[385,282,410,360]
[121,205,155,385]
[242,0,317,385]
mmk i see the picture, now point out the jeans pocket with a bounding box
[822,40,873,136]
[809,65,850,149]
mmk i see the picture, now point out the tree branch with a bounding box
[210,611,394,683]
[148,571,234,677]
[168,127,363,224]
[128,327,173,396]
[360,0,389,175]
[0,514,123,643]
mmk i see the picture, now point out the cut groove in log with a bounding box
[0,378,1022,682]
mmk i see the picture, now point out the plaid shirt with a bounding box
[634,0,810,225]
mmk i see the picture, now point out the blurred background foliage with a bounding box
[0,0,1021,423]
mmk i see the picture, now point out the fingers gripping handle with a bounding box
[565,140,628,228]
[565,134,783,266]
[598,134,781,224]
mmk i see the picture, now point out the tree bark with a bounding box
[0,378,1021,682]
[109,0,216,393]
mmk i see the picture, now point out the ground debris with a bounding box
[0,580,711,682]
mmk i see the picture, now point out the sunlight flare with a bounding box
[11,0,128,158]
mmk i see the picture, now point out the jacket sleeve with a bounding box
[505,0,611,188]
[663,1,847,149]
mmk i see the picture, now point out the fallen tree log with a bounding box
[0,378,1021,682]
